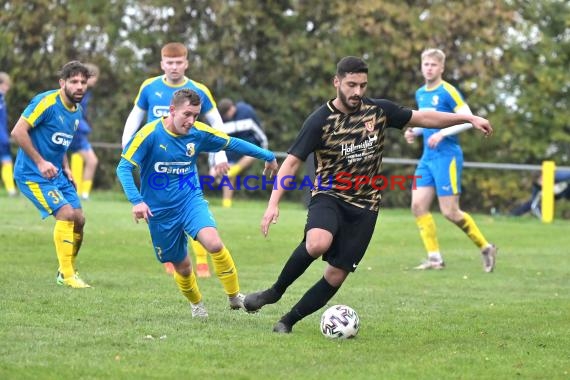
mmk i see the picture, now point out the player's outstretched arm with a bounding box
[408,110,493,137]
[261,154,302,237]
[263,159,279,179]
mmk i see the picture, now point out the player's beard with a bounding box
[339,90,361,113]
[63,86,85,104]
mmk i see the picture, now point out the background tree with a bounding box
[1,0,568,212]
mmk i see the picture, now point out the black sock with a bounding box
[281,277,340,327]
[272,242,316,295]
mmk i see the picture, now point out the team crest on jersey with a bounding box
[364,117,376,132]
[186,143,195,157]
[431,95,439,106]
[74,119,79,131]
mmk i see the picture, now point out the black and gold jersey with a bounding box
[289,97,412,212]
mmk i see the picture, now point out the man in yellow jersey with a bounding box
[11,61,92,288]
[0,72,17,197]
[404,48,497,272]
[122,42,229,277]
[117,89,278,317]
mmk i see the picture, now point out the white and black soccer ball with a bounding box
[320,304,360,339]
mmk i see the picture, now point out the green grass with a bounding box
[1,192,569,379]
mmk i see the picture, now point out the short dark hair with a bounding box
[59,61,91,80]
[336,56,368,77]
[172,88,202,107]
[217,98,234,118]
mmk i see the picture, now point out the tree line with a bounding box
[1,0,568,212]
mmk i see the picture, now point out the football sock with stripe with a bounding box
[190,238,209,266]
[457,212,489,249]
[1,162,16,195]
[54,220,75,278]
[416,213,441,257]
[72,232,83,267]
[210,247,239,297]
[226,164,243,180]
[173,270,202,304]
[70,153,84,194]
[81,180,93,199]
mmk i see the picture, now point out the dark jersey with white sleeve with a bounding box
[288,97,413,212]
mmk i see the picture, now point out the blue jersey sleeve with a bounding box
[116,158,144,205]
[117,125,156,205]
[441,82,466,112]
[22,92,55,128]
[121,123,156,167]
[0,94,8,144]
[226,137,275,162]
[134,77,157,111]
[190,80,216,114]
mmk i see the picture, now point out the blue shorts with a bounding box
[0,142,12,161]
[16,172,81,219]
[147,199,216,264]
[415,154,463,196]
[69,133,92,153]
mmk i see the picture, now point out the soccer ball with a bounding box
[320,305,360,339]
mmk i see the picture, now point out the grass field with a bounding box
[0,192,569,379]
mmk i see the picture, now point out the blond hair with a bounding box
[0,72,10,85]
[421,48,446,65]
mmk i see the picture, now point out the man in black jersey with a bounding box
[244,56,493,334]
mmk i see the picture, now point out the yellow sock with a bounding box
[54,220,75,278]
[1,162,16,195]
[191,238,209,266]
[210,246,239,297]
[173,270,202,304]
[222,198,232,208]
[416,213,440,254]
[72,232,83,267]
[457,212,489,249]
[82,180,93,198]
[226,164,243,179]
[70,153,84,194]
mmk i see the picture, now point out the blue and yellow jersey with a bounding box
[0,92,9,145]
[415,81,465,159]
[14,90,82,179]
[120,120,230,211]
[134,76,217,123]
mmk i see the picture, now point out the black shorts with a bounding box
[304,194,378,272]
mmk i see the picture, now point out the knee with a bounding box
[324,267,348,287]
[74,212,86,229]
[305,240,329,257]
[55,206,75,221]
[176,264,192,277]
[441,208,462,223]
[411,201,425,217]
[203,239,223,254]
